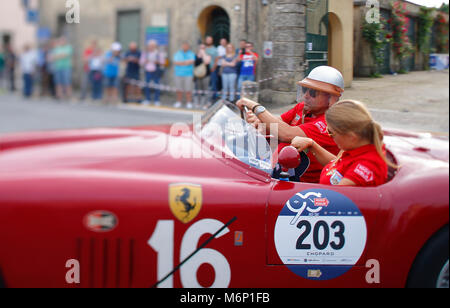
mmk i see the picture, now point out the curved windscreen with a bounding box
[200,102,273,174]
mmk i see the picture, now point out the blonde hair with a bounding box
[326,100,397,168]
[226,43,236,57]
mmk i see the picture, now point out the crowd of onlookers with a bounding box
[0,35,260,110]
[0,37,74,101]
[175,36,259,109]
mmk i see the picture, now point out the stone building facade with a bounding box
[38,0,353,105]
[353,0,449,77]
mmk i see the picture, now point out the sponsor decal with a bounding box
[330,170,344,186]
[315,121,328,134]
[169,184,203,224]
[354,164,374,182]
[308,270,323,279]
[314,198,330,207]
[84,211,118,232]
[234,231,244,247]
[293,114,302,125]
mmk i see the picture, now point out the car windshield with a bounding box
[199,101,273,174]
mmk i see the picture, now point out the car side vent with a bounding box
[76,238,135,288]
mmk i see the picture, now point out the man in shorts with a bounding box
[103,42,122,104]
[50,37,73,100]
[173,42,195,109]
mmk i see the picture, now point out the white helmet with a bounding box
[298,66,344,97]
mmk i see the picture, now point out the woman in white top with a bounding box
[140,40,166,106]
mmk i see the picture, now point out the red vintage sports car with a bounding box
[0,102,448,288]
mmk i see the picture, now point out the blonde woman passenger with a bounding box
[291,100,396,187]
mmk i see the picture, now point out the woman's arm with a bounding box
[338,178,357,186]
[291,137,337,167]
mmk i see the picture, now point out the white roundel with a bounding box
[274,189,367,281]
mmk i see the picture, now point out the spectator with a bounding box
[37,42,50,97]
[194,43,211,109]
[205,36,219,101]
[4,44,17,92]
[19,44,38,98]
[140,40,166,106]
[50,37,73,100]
[173,41,195,109]
[80,40,97,101]
[0,47,5,91]
[236,39,247,79]
[237,39,247,57]
[216,38,227,92]
[237,42,259,99]
[103,42,122,104]
[89,47,104,101]
[123,41,142,103]
[45,39,57,98]
[220,43,239,102]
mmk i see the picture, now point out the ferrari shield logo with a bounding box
[169,184,203,224]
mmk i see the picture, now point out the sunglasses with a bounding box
[302,87,318,98]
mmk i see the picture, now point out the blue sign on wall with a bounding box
[27,10,39,23]
[146,27,169,46]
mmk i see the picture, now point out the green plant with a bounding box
[438,3,449,14]
[436,12,449,53]
[362,18,391,76]
[417,7,435,70]
[389,1,414,72]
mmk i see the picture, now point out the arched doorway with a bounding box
[328,12,344,74]
[198,6,230,45]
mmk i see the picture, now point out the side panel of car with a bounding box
[0,173,272,288]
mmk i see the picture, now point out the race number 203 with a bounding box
[274,189,367,281]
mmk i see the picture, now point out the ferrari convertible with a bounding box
[0,101,448,288]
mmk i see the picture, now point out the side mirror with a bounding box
[278,146,301,181]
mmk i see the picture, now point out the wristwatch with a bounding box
[253,105,266,117]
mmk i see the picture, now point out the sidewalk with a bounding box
[270,70,449,135]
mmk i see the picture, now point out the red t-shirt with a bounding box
[277,102,340,183]
[83,48,94,72]
[320,144,388,187]
[240,52,259,76]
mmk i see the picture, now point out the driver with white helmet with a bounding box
[237,66,345,183]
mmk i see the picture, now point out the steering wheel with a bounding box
[241,106,250,122]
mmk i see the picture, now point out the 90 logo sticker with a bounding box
[274,189,367,281]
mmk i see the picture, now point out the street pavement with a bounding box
[0,93,199,134]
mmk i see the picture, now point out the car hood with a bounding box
[0,126,259,181]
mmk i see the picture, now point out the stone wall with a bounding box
[259,0,307,105]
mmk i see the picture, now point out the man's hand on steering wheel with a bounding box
[237,98,260,112]
[237,98,260,124]
[246,111,262,129]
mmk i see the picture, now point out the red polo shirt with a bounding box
[277,102,340,183]
[320,144,388,187]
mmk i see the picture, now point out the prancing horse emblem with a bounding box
[169,184,203,224]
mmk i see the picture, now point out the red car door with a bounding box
[266,180,383,288]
